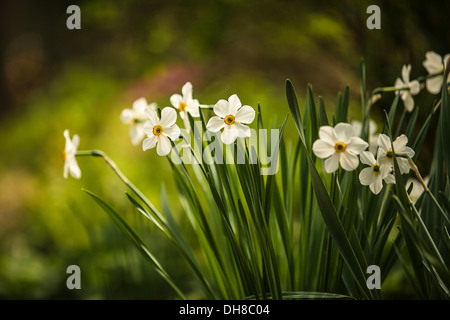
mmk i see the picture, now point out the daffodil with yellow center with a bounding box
[312,123,369,173]
[143,107,181,156]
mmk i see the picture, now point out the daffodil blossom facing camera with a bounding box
[143,107,181,156]
[206,94,255,145]
[359,150,390,194]
[377,134,415,175]
[312,123,369,173]
[63,129,81,179]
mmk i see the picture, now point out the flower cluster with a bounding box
[395,51,449,112]
[312,123,415,194]
[64,82,256,177]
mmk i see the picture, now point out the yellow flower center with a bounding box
[334,141,346,153]
[153,125,163,136]
[179,102,187,112]
[373,164,381,175]
[224,115,236,125]
[386,150,394,160]
[62,150,67,162]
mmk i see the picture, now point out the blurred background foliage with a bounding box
[0,0,448,299]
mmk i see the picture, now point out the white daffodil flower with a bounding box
[312,123,369,173]
[394,64,420,112]
[359,150,390,194]
[143,107,181,156]
[63,129,81,179]
[377,134,415,175]
[170,82,200,132]
[206,94,255,145]
[422,51,450,94]
[120,98,157,146]
[351,119,378,154]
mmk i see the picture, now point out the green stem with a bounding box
[76,150,161,216]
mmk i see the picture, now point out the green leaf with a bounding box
[83,189,186,299]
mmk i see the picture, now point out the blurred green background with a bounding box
[0,0,448,299]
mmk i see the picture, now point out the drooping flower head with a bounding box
[63,129,81,179]
[359,150,390,194]
[206,94,255,145]
[394,64,420,112]
[170,82,200,132]
[377,134,415,175]
[422,51,450,94]
[121,97,157,146]
[312,123,369,173]
[143,107,181,156]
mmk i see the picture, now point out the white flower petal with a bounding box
[72,134,80,150]
[347,137,369,155]
[339,151,359,171]
[334,123,355,144]
[170,94,183,109]
[228,94,242,116]
[133,97,148,112]
[426,76,443,94]
[398,158,410,174]
[143,120,155,135]
[143,136,157,151]
[186,99,200,117]
[403,93,414,112]
[423,51,443,74]
[359,167,375,186]
[207,116,226,132]
[377,134,391,152]
[395,78,404,90]
[182,82,193,102]
[214,99,229,118]
[409,80,420,95]
[163,124,181,141]
[370,176,383,195]
[182,112,191,133]
[130,125,144,146]
[69,159,82,179]
[324,153,340,173]
[120,109,134,124]
[379,164,390,179]
[221,125,238,145]
[160,107,177,128]
[392,134,408,151]
[312,139,335,159]
[235,105,255,124]
[360,151,376,166]
[156,135,172,156]
[384,173,396,184]
[233,122,251,138]
[145,107,159,127]
[63,161,69,179]
[402,65,411,83]
[318,126,338,145]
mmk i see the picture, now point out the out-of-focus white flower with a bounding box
[63,129,81,179]
[143,107,181,156]
[351,119,378,154]
[206,94,255,145]
[422,51,450,94]
[312,123,369,173]
[121,98,157,146]
[359,150,390,194]
[377,134,415,174]
[394,65,420,112]
[406,177,428,203]
[170,82,200,132]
